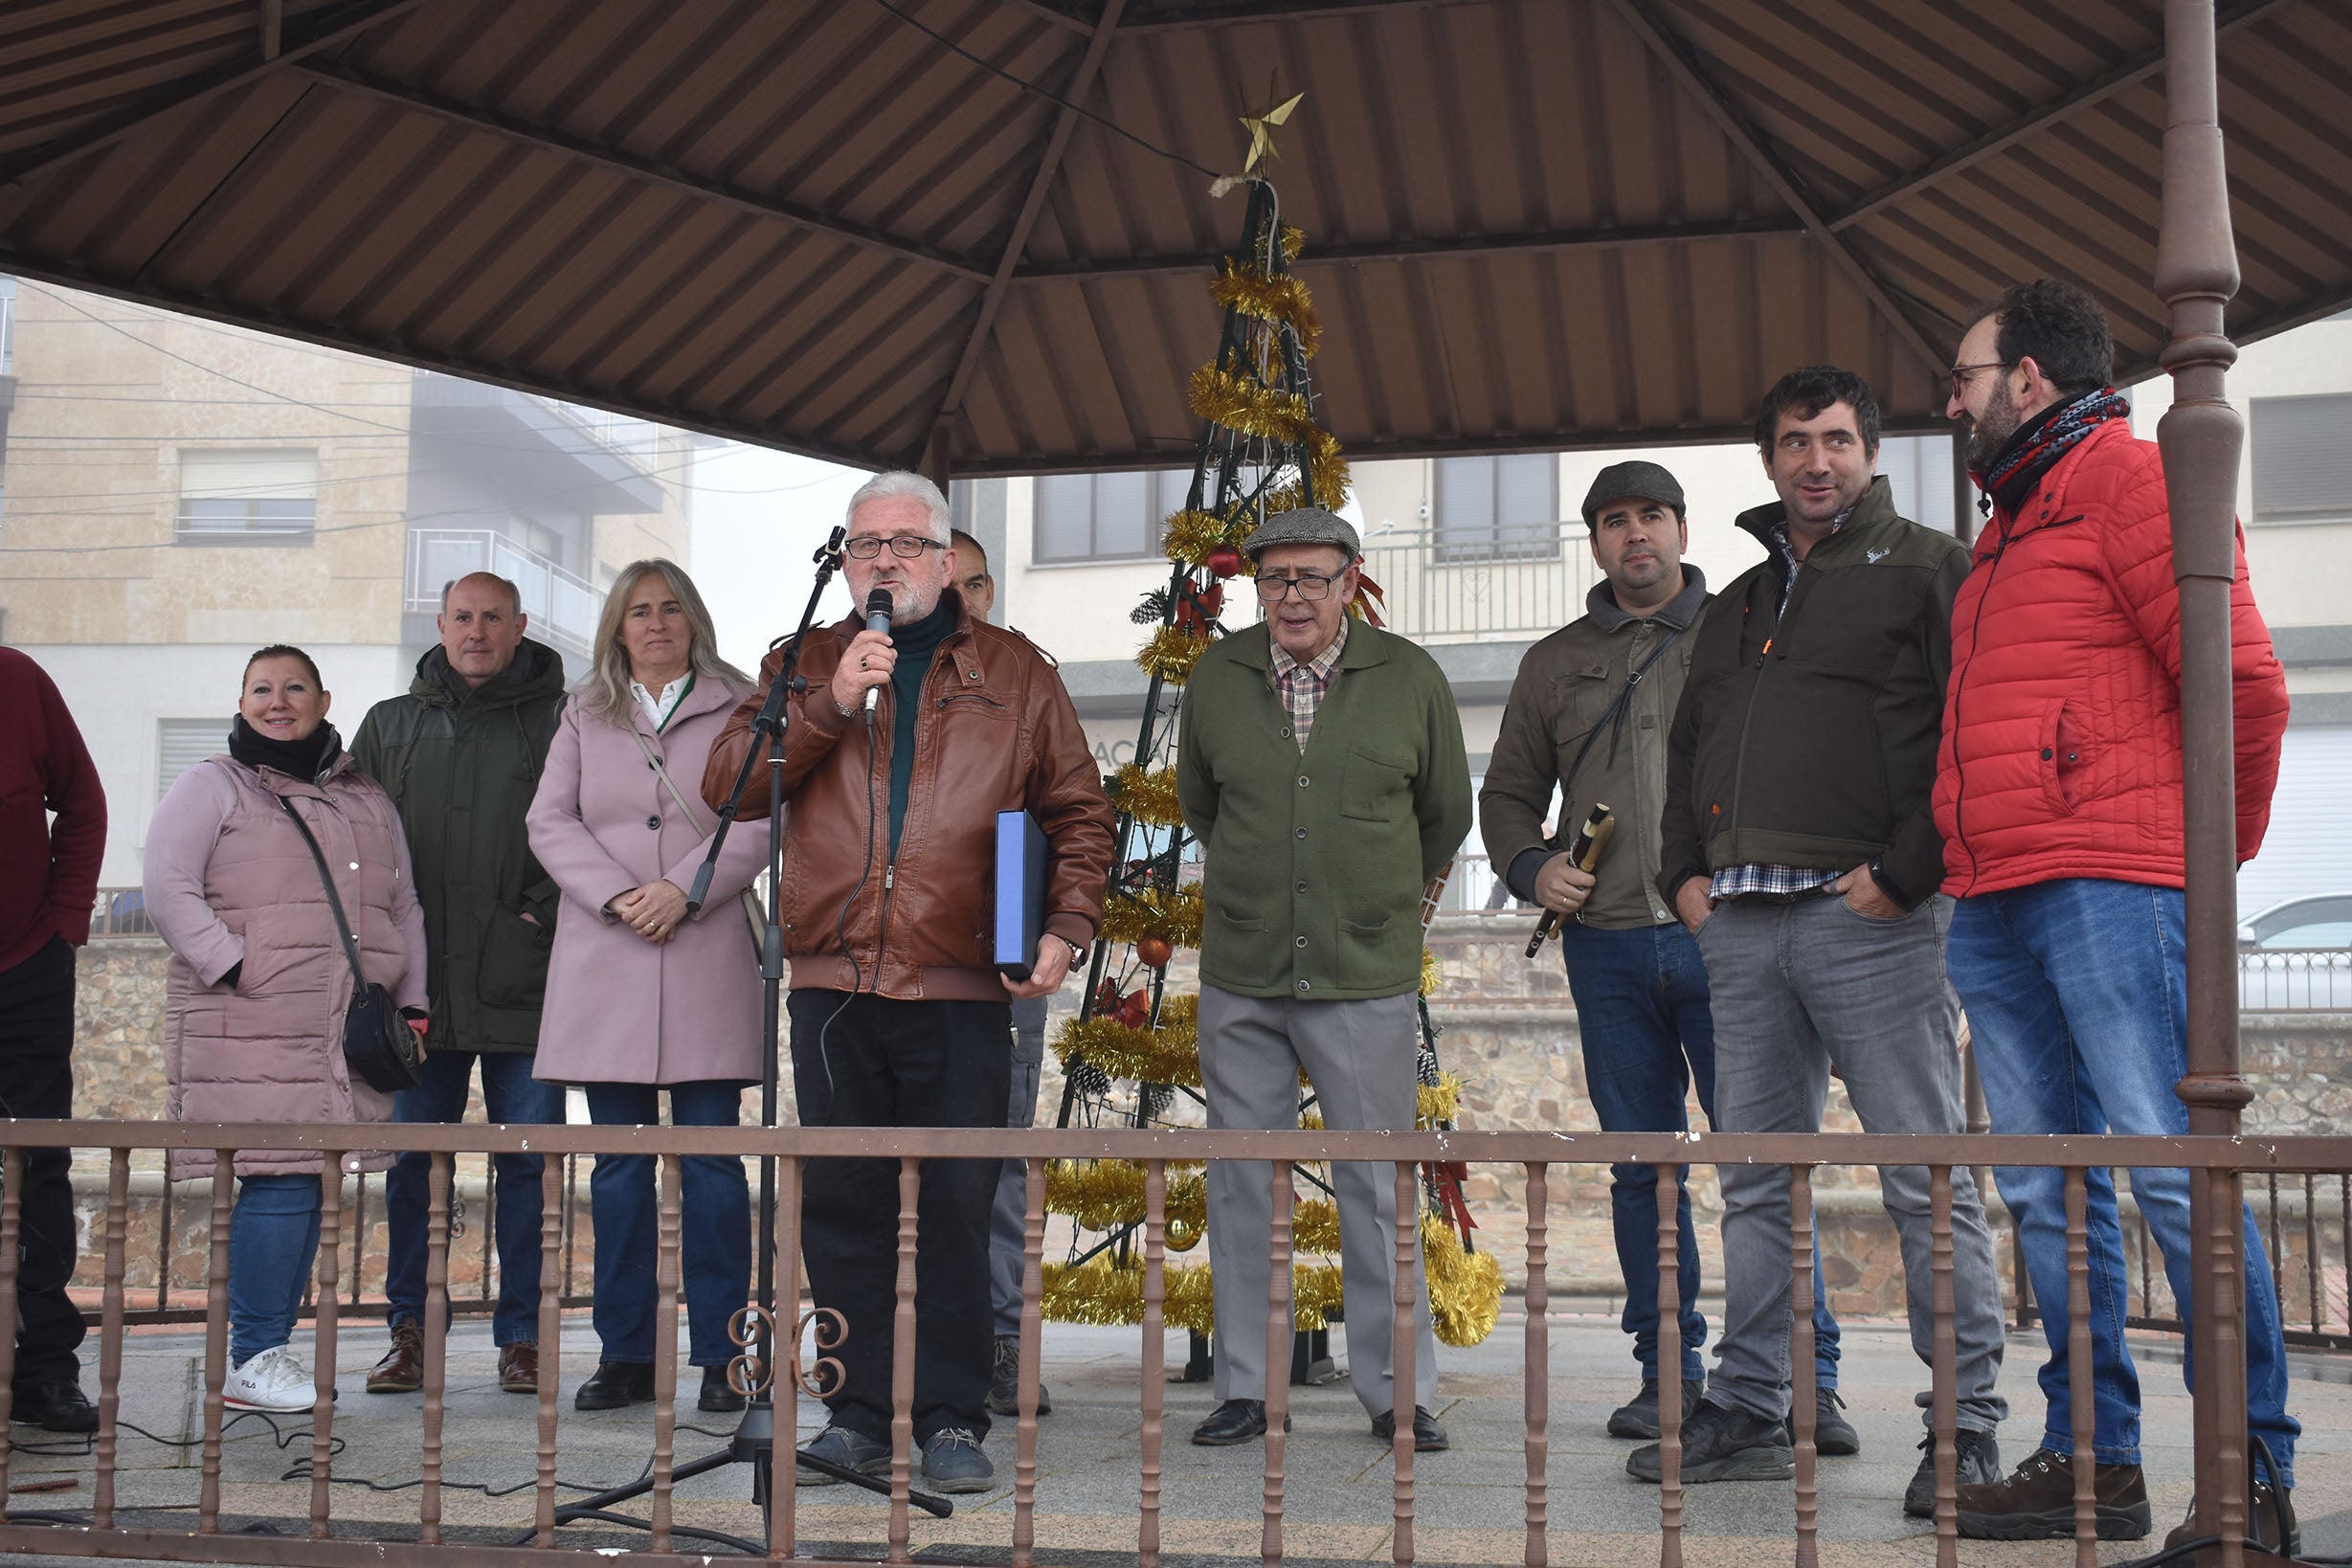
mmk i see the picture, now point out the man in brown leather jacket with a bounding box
[703,471,1112,1494]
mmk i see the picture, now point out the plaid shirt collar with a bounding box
[1267,617,1349,752]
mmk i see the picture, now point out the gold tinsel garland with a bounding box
[1107,762,1184,828]
[1161,507,1257,570]
[1419,946,1441,999]
[1044,1160,1209,1252]
[1187,364,1319,446]
[1418,1073,1460,1127]
[1099,883,1204,949]
[1042,1256,1347,1336]
[1422,1213,1505,1348]
[1210,260,1323,358]
[1052,993,1200,1088]
[1136,624,1213,685]
[1262,431,1354,515]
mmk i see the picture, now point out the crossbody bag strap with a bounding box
[275,794,370,989]
[1559,627,1682,804]
[626,721,710,837]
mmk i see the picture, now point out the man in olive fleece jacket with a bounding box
[1634,369,2006,1516]
[1177,506,1470,1454]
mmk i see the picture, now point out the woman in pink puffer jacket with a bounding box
[146,645,427,1415]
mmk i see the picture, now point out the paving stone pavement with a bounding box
[4,1306,2348,1565]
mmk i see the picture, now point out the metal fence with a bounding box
[0,1118,2342,1567]
[1356,525,1598,642]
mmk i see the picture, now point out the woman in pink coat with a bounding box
[146,645,428,1415]
[527,559,765,1416]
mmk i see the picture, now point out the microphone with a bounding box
[861,588,894,715]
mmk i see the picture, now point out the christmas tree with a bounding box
[1038,145,1502,1355]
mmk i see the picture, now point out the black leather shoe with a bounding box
[1193,1398,1286,1445]
[1786,1386,1861,1456]
[11,1379,98,1434]
[1607,1377,1707,1440]
[698,1365,746,1414]
[1370,1405,1450,1452]
[573,1362,656,1411]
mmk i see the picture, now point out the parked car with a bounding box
[2239,893,2352,1010]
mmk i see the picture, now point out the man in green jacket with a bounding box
[1176,506,1471,1454]
[1634,368,2006,1515]
[349,571,568,1398]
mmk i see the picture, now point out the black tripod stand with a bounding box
[529,527,951,1544]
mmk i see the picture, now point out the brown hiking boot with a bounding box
[367,1322,425,1394]
[499,1342,539,1394]
[2162,1477,2300,1558]
[1954,1445,2152,1540]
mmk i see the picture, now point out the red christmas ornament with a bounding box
[1118,992,1153,1029]
[1135,931,1176,970]
[1204,544,1243,579]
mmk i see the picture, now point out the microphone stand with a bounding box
[535,526,952,1542]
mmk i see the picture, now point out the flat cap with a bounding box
[1241,505,1360,561]
[1580,460,1686,526]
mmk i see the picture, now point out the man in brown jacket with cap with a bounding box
[1481,462,1849,1450]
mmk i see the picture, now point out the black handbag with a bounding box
[276,795,424,1093]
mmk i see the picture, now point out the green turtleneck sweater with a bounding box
[886,596,956,855]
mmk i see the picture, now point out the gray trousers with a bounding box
[987,1001,1049,1338]
[1198,984,1439,1417]
[1695,893,2006,1432]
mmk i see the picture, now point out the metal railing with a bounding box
[1356,524,1598,641]
[404,527,599,653]
[0,1118,2342,1567]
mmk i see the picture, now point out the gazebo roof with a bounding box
[3,0,2346,474]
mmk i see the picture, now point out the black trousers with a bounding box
[0,936,86,1388]
[786,989,1011,1445]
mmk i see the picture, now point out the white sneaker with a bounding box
[224,1345,318,1413]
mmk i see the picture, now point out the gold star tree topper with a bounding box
[1241,89,1305,174]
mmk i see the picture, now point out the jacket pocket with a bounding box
[479,908,554,1008]
[1340,745,1413,823]
[2038,699,2081,818]
[1333,913,1403,991]
[234,906,308,997]
[1203,907,1277,990]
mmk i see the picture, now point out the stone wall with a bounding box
[57,928,2352,1324]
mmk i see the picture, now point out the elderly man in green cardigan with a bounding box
[1176,506,1472,1453]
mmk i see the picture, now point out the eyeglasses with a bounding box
[1255,571,1339,602]
[844,534,946,560]
[1949,361,2010,398]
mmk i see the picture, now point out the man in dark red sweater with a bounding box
[0,646,106,1432]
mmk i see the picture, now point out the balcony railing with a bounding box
[405,527,600,655]
[0,1119,2342,1565]
[1357,523,1598,642]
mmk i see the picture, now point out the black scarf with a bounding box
[1981,386,2133,516]
[229,714,343,783]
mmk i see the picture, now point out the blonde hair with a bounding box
[575,559,750,725]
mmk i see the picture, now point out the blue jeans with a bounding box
[385,1050,566,1347]
[1949,879,2297,1484]
[1560,920,1840,1385]
[230,1174,323,1367]
[581,1081,751,1367]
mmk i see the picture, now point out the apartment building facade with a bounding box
[0,279,690,885]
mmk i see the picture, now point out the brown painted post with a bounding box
[773,1155,804,1561]
[1263,1159,1293,1568]
[0,1146,22,1496]
[198,1153,235,1534]
[536,1158,564,1547]
[1522,1164,1549,1568]
[1015,1154,1047,1567]
[1788,1165,1818,1568]
[1653,1162,1682,1568]
[94,1146,130,1527]
[1390,1161,1417,1568]
[651,1152,683,1552]
[2065,1169,2096,1568]
[1140,1160,1169,1568]
[420,1151,451,1545]
[310,1158,345,1535]
[889,1154,920,1563]
[1929,1166,1958,1568]
[2156,1,2252,1559]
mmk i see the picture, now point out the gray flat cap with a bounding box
[1241,505,1360,561]
[1580,459,1686,526]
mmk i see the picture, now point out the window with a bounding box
[157,719,225,801]
[1433,454,1559,562]
[1033,470,1177,562]
[177,449,317,543]
[2251,394,2352,525]
[1874,434,1964,535]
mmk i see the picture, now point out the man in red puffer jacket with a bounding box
[1936,279,2296,1551]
